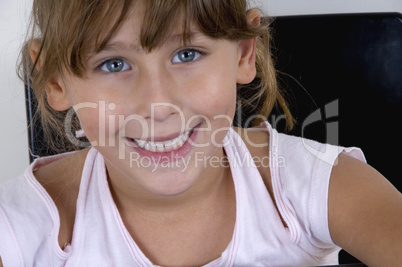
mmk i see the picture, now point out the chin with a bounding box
[143,172,198,197]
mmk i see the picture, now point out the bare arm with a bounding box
[0,257,3,267]
[329,153,402,266]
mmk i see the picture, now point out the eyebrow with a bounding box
[100,42,142,53]
[98,31,204,54]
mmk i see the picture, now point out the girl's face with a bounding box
[55,6,256,196]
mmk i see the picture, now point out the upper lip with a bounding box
[137,131,189,142]
[128,124,199,142]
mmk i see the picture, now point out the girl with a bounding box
[1,0,401,266]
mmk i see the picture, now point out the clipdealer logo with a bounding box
[63,99,341,166]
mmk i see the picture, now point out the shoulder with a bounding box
[233,125,271,183]
[33,149,89,191]
[328,152,402,265]
[233,126,291,226]
[33,147,89,217]
[0,149,89,263]
[232,125,270,177]
[31,148,90,248]
[0,148,88,207]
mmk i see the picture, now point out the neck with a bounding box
[105,148,232,218]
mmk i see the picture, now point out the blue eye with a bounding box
[172,49,201,64]
[99,58,131,73]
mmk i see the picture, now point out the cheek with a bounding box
[64,80,124,144]
[207,57,239,115]
[193,72,238,118]
[190,76,238,144]
[74,102,118,145]
[74,107,101,143]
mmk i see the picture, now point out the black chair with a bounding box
[266,12,401,195]
[26,12,401,265]
[268,13,401,264]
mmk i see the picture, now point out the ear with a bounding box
[236,9,261,84]
[236,37,258,84]
[29,40,72,111]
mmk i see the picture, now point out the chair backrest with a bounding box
[267,13,401,265]
[266,13,401,191]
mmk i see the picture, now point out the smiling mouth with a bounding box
[128,128,194,153]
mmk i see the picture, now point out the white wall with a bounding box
[0,0,31,184]
[0,0,401,185]
[252,0,401,16]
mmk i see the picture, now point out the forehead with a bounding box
[92,0,193,54]
[65,0,248,76]
[99,31,204,55]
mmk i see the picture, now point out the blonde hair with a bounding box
[20,0,293,153]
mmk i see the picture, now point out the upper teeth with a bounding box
[134,130,191,152]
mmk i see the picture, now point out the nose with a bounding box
[135,65,181,122]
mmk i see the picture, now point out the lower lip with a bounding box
[125,125,200,163]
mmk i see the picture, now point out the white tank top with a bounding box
[0,122,365,266]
